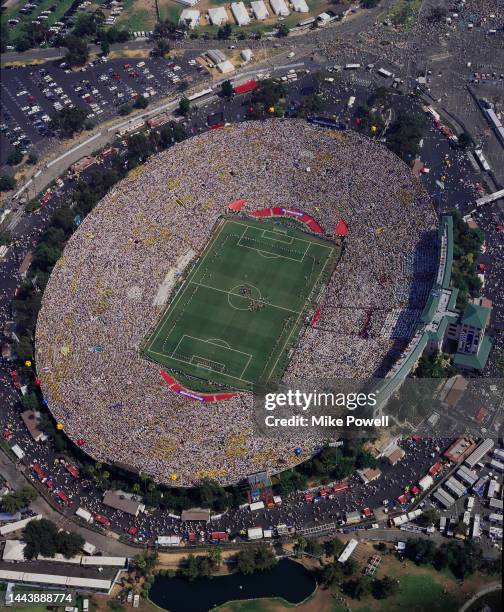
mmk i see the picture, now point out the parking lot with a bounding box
[1,52,205,165]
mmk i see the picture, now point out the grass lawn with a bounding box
[383,0,422,32]
[159,1,183,24]
[116,0,158,32]
[143,216,338,391]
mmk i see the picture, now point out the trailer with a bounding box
[472,514,481,539]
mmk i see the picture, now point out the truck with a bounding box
[466,496,475,512]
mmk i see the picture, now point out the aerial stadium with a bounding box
[35,120,439,486]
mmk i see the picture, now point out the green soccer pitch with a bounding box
[142,216,339,391]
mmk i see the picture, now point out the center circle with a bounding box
[228,283,263,310]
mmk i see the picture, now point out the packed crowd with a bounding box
[35,120,438,487]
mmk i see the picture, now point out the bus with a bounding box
[439,516,447,532]
[345,64,361,70]
[472,514,481,539]
[187,88,213,102]
[377,68,393,78]
[116,119,145,138]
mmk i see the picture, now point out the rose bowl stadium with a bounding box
[35,119,440,486]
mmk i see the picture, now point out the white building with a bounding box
[291,0,309,12]
[270,0,290,16]
[217,60,235,74]
[251,0,269,20]
[248,526,263,540]
[208,6,228,25]
[157,535,181,546]
[338,539,358,563]
[179,9,200,29]
[231,2,251,26]
[241,48,253,62]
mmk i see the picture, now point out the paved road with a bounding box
[458,581,502,612]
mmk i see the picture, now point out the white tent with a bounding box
[251,0,269,20]
[291,0,309,11]
[2,540,26,562]
[179,9,200,29]
[231,2,251,26]
[269,0,289,16]
[217,60,235,74]
[208,7,228,25]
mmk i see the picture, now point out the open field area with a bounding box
[218,547,499,612]
[116,0,158,32]
[143,216,337,391]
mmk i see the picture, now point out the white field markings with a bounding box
[189,280,302,315]
[146,347,254,385]
[146,218,334,384]
[261,245,336,383]
[237,227,309,262]
[145,219,228,355]
[190,354,226,373]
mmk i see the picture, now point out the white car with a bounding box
[16,90,28,96]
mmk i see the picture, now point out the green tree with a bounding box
[297,94,325,117]
[325,537,345,557]
[23,519,59,559]
[7,148,23,166]
[51,107,88,138]
[21,392,40,410]
[0,487,36,514]
[217,24,233,40]
[236,548,256,575]
[0,174,16,191]
[221,80,234,98]
[305,539,324,556]
[178,97,191,116]
[386,112,426,162]
[372,575,399,599]
[361,0,380,7]
[319,561,343,586]
[1,20,9,53]
[153,38,171,57]
[458,131,473,149]
[134,95,149,109]
[100,40,110,56]
[294,535,307,557]
[64,35,89,66]
[159,122,187,148]
[254,544,277,571]
[127,133,152,162]
[208,547,222,569]
[27,152,38,165]
[343,576,372,600]
[55,531,85,558]
[277,23,289,37]
[183,554,200,581]
[154,18,177,39]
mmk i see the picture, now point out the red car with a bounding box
[32,463,46,480]
[127,527,138,535]
[95,514,111,527]
[65,463,80,479]
[55,490,71,506]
